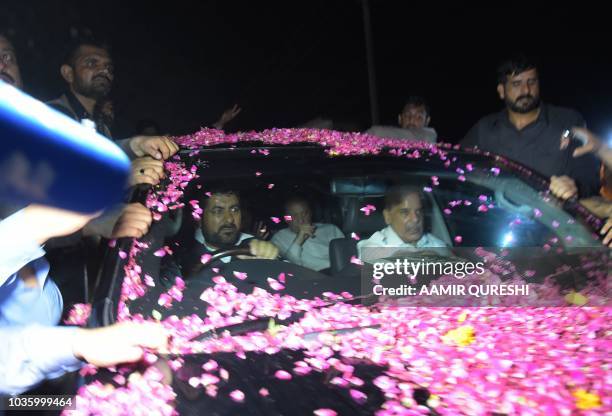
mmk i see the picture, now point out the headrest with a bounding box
[340,197,386,235]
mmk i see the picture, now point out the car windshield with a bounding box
[81,133,609,416]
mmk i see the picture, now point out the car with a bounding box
[69,128,609,415]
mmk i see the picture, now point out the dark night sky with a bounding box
[4,1,612,142]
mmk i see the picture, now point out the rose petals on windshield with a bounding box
[233,271,248,280]
[267,278,285,291]
[349,389,367,404]
[359,204,376,216]
[454,236,463,244]
[552,220,560,228]
[314,409,337,416]
[229,389,245,403]
[350,256,364,266]
[275,370,292,380]
[534,208,543,218]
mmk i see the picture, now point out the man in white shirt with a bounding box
[365,96,438,143]
[358,185,447,261]
[271,197,344,271]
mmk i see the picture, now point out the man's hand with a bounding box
[111,203,152,239]
[213,104,242,130]
[128,136,179,160]
[601,217,612,247]
[295,224,316,245]
[549,175,578,200]
[72,322,169,367]
[560,127,602,157]
[21,205,100,245]
[248,239,279,259]
[129,157,165,186]
[253,220,270,240]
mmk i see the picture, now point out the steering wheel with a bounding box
[186,246,278,279]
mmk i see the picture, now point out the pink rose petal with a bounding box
[233,271,248,280]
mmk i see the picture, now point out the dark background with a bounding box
[3,1,612,142]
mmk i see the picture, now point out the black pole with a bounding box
[362,0,379,125]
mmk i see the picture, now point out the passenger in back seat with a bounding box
[271,196,344,272]
[357,185,447,261]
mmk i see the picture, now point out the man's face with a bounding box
[201,193,242,248]
[398,105,430,129]
[0,36,23,89]
[286,201,312,233]
[383,193,424,244]
[65,45,114,100]
[497,68,541,114]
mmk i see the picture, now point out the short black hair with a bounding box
[384,185,424,210]
[497,54,538,85]
[63,36,112,67]
[200,186,241,210]
[284,195,311,213]
[401,96,430,117]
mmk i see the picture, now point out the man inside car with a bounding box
[357,185,447,261]
[181,188,279,276]
[271,196,344,272]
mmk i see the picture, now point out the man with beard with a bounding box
[462,55,599,198]
[180,188,279,276]
[0,34,23,89]
[358,185,447,261]
[47,40,114,137]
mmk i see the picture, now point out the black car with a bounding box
[75,129,609,415]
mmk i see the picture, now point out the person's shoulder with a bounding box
[46,95,75,118]
[423,233,448,247]
[473,111,501,128]
[545,104,584,123]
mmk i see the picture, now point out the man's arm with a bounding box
[0,326,82,395]
[460,122,481,148]
[0,322,169,395]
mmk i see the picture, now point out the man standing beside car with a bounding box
[461,55,599,199]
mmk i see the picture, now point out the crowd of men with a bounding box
[1,31,611,397]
